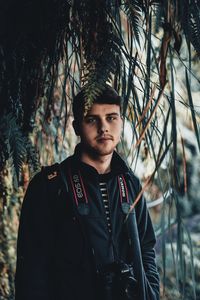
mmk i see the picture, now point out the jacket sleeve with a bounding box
[130,176,160,300]
[15,172,55,300]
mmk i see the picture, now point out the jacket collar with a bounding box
[69,143,130,177]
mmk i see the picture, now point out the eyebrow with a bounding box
[85,112,120,118]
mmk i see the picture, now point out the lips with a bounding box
[96,135,113,142]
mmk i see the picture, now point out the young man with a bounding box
[15,85,160,300]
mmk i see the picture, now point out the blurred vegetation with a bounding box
[1,0,200,299]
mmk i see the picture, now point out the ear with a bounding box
[72,120,81,136]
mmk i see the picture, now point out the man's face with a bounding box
[76,103,123,157]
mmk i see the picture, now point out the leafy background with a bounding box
[0,0,200,299]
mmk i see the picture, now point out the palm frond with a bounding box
[179,0,200,55]
[121,0,143,46]
[169,50,178,189]
[67,1,121,111]
[82,32,122,112]
[152,1,163,34]
[187,2,200,55]
[25,138,40,177]
[185,69,200,151]
[0,113,26,180]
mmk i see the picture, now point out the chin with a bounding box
[97,150,114,156]
[83,141,118,157]
[94,145,116,156]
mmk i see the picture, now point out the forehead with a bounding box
[86,103,120,116]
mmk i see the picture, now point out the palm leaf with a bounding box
[185,69,200,151]
[0,113,26,181]
[121,0,143,45]
[187,1,200,55]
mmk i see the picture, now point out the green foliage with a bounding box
[177,0,200,55]
[1,0,200,136]
[121,0,143,45]
[185,70,200,151]
[0,114,26,179]
[0,113,39,182]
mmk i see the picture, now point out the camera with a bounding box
[98,261,137,300]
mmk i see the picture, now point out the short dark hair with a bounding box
[72,84,122,121]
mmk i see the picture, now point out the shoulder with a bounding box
[22,163,64,214]
[41,163,60,180]
[31,156,71,182]
[26,170,44,192]
[26,163,57,189]
[25,160,65,200]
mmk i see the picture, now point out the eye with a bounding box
[85,117,97,124]
[107,116,117,122]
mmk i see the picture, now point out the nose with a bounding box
[97,119,108,134]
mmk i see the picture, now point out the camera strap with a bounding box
[67,164,90,215]
[43,160,131,216]
[117,175,130,214]
[67,164,130,216]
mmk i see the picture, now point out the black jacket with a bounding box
[15,147,160,300]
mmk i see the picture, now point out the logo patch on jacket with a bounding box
[48,171,58,180]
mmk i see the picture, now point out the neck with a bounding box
[80,150,113,174]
